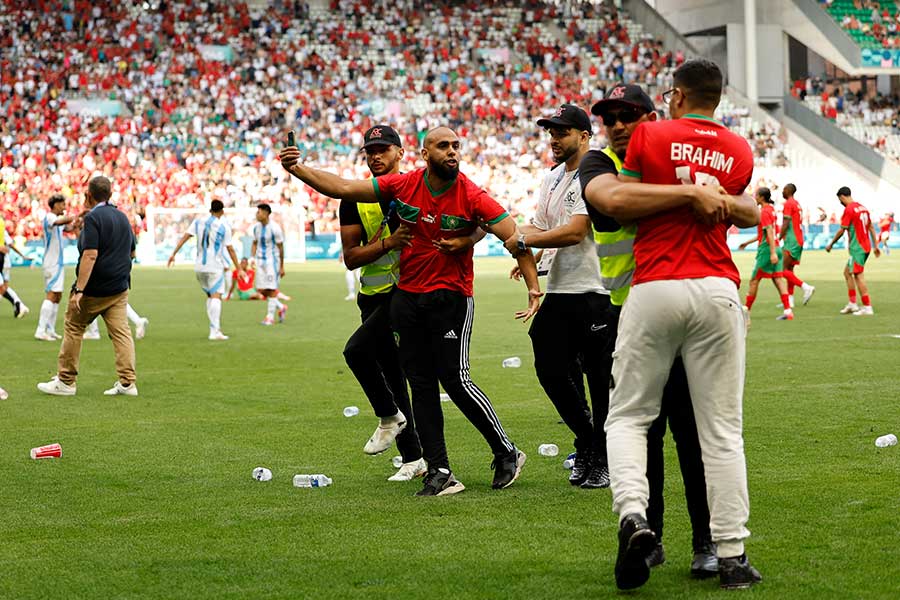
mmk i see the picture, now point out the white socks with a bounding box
[267,297,278,319]
[126,304,141,325]
[345,269,356,295]
[37,299,55,334]
[208,298,222,331]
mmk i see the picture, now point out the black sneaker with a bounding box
[614,513,657,590]
[580,462,610,489]
[491,448,526,489]
[718,554,762,590]
[646,543,665,568]
[13,301,21,318]
[415,468,465,497]
[568,451,590,486]
[690,539,718,579]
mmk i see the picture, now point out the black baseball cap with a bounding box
[591,83,656,117]
[361,125,402,150]
[536,104,592,132]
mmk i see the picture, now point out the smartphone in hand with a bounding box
[287,130,295,147]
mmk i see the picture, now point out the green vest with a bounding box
[357,203,399,295]
[593,147,637,306]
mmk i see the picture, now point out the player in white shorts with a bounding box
[251,203,287,326]
[0,221,30,319]
[35,194,76,341]
[167,200,242,340]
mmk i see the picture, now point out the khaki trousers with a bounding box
[605,277,750,558]
[58,290,136,387]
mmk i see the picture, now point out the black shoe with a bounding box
[614,513,657,590]
[580,462,610,489]
[568,451,590,486]
[414,468,465,497]
[690,540,718,579]
[13,301,20,318]
[646,543,665,568]
[491,448,526,489]
[718,554,762,589]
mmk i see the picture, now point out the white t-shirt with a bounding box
[253,220,284,269]
[42,214,65,271]
[531,163,605,295]
[189,215,233,274]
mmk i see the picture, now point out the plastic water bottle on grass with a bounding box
[538,444,559,457]
[392,456,403,468]
[875,434,898,448]
[293,474,333,488]
[502,357,522,368]
[343,406,360,417]
[563,452,577,470]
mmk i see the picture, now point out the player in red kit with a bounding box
[778,183,815,306]
[584,58,762,591]
[878,211,894,255]
[826,187,881,315]
[738,187,793,320]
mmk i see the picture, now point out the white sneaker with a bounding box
[135,317,149,340]
[852,305,874,316]
[344,293,355,301]
[801,284,816,305]
[37,376,76,396]
[0,386,8,400]
[363,411,408,455]
[208,330,229,340]
[16,303,29,319]
[49,330,62,340]
[261,316,275,326]
[34,331,56,341]
[83,330,101,340]
[104,381,138,396]
[839,303,859,314]
[388,458,428,482]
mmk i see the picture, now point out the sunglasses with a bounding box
[600,107,644,127]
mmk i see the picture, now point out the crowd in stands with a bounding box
[2,0,791,243]
[821,0,900,49]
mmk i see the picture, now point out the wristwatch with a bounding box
[72,287,84,294]
[516,233,527,252]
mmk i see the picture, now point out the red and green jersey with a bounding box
[757,204,777,253]
[234,268,255,291]
[621,115,754,287]
[782,197,803,247]
[841,201,873,254]
[880,214,894,233]
[373,168,508,296]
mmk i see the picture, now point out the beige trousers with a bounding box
[58,291,136,387]
[605,277,750,558]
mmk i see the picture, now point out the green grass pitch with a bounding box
[1,252,898,599]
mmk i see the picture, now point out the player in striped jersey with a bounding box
[35,194,77,340]
[168,200,242,339]
[251,204,287,326]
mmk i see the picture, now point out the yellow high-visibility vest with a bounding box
[593,147,637,306]
[357,203,399,295]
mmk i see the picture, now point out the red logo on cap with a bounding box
[609,86,626,100]
[554,106,565,117]
[370,128,382,138]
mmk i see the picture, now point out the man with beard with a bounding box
[503,104,611,489]
[281,126,540,496]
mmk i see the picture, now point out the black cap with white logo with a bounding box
[536,104,592,132]
[361,125,402,150]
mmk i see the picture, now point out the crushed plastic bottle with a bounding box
[252,467,273,481]
[440,393,451,402]
[293,474,333,488]
[563,452,577,470]
[538,443,559,457]
[343,406,360,417]
[392,455,403,469]
[875,434,898,448]
[502,357,522,368]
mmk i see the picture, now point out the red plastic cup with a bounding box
[30,443,62,459]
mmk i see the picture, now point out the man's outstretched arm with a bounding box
[280,146,378,202]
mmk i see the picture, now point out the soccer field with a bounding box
[1,252,898,599]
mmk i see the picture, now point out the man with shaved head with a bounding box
[281,126,540,496]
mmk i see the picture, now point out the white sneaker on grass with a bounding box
[364,411,408,455]
[135,318,149,340]
[801,284,816,305]
[34,331,55,341]
[839,303,859,314]
[852,305,874,316]
[83,330,101,340]
[37,376,76,396]
[104,381,138,396]
[388,458,427,482]
[208,330,229,340]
